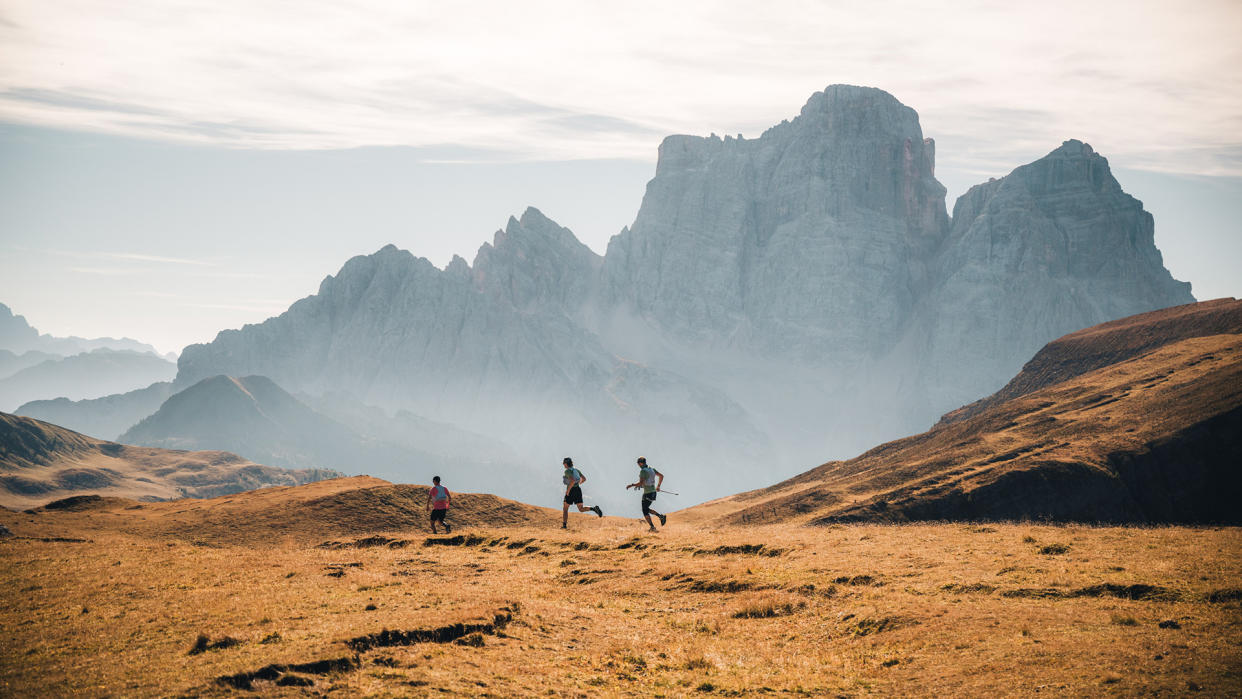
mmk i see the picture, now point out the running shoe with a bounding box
[658,513,667,526]
[592,506,603,517]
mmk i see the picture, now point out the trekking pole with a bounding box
[657,488,679,496]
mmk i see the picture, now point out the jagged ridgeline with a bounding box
[175,85,1192,506]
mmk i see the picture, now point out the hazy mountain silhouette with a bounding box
[119,375,545,497]
[0,349,176,412]
[0,302,166,357]
[0,349,60,381]
[15,381,176,440]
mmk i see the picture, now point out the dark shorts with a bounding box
[641,492,657,515]
[564,485,583,505]
[430,509,447,522]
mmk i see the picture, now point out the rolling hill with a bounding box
[117,374,544,497]
[683,299,1242,526]
[0,411,339,510]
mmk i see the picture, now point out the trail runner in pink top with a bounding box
[427,475,452,534]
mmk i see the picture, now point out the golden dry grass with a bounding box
[2,502,1240,697]
[0,411,332,510]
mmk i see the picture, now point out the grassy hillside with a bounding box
[0,412,339,510]
[0,489,1238,696]
[682,301,1242,526]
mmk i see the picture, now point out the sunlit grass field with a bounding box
[2,507,1239,697]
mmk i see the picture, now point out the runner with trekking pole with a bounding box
[626,456,667,532]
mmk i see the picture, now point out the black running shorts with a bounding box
[641,491,657,515]
[564,485,583,505]
[430,509,447,522]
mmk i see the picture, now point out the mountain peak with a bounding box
[1051,139,1095,156]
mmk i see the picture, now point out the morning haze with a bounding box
[1,2,1240,696]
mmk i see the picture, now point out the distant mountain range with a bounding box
[683,299,1242,525]
[0,411,339,510]
[0,303,176,412]
[15,381,176,441]
[171,85,1193,505]
[0,303,168,358]
[0,349,177,412]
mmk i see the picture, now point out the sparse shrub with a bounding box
[849,616,912,636]
[696,681,716,692]
[941,582,996,594]
[365,603,377,611]
[454,632,485,647]
[833,575,876,586]
[881,658,900,667]
[1022,535,1037,544]
[188,634,240,654]
[1158,619,1181,629]
[685,656,713,670]
[1038,543,1070,555]
[732,597,804,619]
[1110,614,1138,626]
[259,632,282,644]
[622,654,647,669]
[1206,588,1242,603]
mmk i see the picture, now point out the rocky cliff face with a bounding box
[601,85,948,363]
[174,85,1194,505]
[894,139,1195,410]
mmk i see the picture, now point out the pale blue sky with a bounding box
[1,1,1239,354]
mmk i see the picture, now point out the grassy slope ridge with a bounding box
[684,299,1242,526]
[0,412,340,510]
[11,474,554,545]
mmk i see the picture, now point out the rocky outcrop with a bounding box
[601,85,948,362]
[473,208,601,313]
[894,139,1195,410]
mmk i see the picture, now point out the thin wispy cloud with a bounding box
[1,1,1239,174]
[39,249,216,266]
